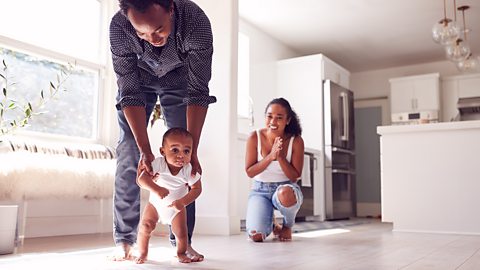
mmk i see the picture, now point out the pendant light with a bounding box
[456,54,480,72]
[445,5,470,62]
[454,5,479,72]
[432,0,460,45]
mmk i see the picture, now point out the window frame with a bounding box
[0,0,112,144]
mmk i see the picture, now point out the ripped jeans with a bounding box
[245,180,303,239]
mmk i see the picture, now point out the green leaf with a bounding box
[8,102,15,109]
[25,107,31,117]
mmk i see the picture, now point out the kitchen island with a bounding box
[377,120,480,235]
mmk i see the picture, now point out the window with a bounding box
[0,0,107,140]
[237,32,250,118]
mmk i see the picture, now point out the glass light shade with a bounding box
[445,40,471,62]
[457,55,480,72]
[432,20,461,45]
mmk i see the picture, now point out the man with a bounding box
[109,0,215,261]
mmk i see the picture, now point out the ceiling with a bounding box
[239,0,480,72]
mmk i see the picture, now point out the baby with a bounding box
[135,127,202,264]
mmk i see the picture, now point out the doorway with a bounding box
[354,98,389,217]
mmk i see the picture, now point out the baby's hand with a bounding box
[168,200,184,211]
[155,186,169,199]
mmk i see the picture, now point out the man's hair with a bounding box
[118,0,173,15]
[162,127,193,146]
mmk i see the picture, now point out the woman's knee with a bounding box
[277,186,297,208]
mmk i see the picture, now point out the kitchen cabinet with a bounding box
[389,73,440,114]
[441,73,480,121]
[276,53,350,151]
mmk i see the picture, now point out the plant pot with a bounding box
[0,205,18,255]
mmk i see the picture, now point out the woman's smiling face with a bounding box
[265,104,290,134]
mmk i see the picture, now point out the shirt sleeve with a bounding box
[182,8,217,107]
[183,164,201,186]
[151,157,164,174]
[109,13,146,110]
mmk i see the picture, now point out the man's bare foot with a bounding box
[186,245,204,262]
[248,230,264,242]
[108,242,133,261]
[278,226,292,241]
[177,253,192,263]
[134,255,147,264]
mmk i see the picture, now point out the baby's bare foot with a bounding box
[186,245,204,262]
[279,226,292,241]
[177,253,192,263]
[107,242,133,261]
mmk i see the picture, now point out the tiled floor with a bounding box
[1,220,480,269]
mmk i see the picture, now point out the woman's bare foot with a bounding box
[177,253,192,263]
[186,245,204,262]
[278,226,292,241]
[249,230,264,242]
[134,255,147,264]
[273,223,282,238]
[108,242,133,261]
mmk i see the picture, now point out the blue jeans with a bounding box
[245,180,304,239]
[113,79,196,246]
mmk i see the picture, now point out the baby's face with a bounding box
[160,135,193,168]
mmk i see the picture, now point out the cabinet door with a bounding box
[414,78,440,111]
[441,79,459,122]
[277,56,324,150]
[458,76,480,98]
[390,80,414,113]
[323,57,350,89]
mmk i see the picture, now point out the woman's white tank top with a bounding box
[253,129,295,183]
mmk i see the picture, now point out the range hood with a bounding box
[457,97,480,121]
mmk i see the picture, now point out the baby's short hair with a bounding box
[162,127,193,146]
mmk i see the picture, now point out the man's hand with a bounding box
[190,153,202,176]
[155,186,170,199]
[138,151,155,176]
[168,200,185,211]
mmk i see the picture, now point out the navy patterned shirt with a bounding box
[109,0,216,110]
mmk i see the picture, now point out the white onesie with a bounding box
[149,156,201,225]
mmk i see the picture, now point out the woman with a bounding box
[245,97,304,242]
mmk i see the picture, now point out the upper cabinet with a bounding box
[276,54,350,150]
[441,73,480,122]
[389,73,440,114]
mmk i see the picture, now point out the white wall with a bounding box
[191,0,240,235]
[237,19,300,134]
[350,60,462,100]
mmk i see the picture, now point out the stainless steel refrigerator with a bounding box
[323,80,356,220]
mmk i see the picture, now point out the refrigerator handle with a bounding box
[340,92,349,141]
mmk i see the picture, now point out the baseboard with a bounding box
[25,215,113,238]
[194,215,241,235]
[356,202,381,217]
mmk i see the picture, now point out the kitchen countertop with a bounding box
[377,120,480,135]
